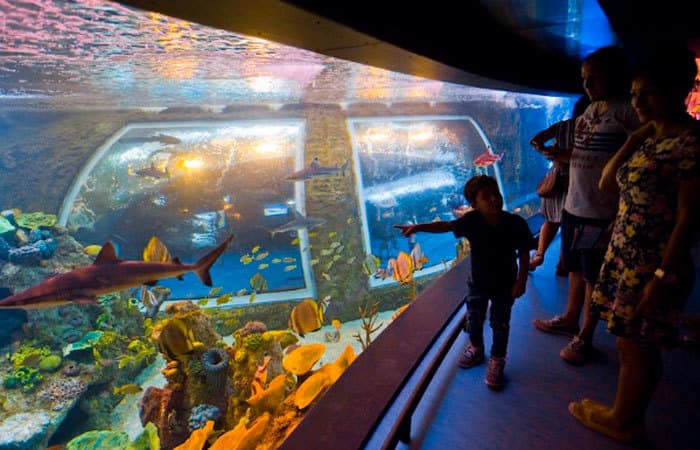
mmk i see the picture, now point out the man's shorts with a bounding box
[560,210,612,284]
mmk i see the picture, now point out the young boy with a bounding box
[395,175,534,390]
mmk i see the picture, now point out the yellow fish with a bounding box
[329,231,337,238]
[429,206,437,213]
[410,243,429,270]
[236,288,248,296]
[142,236,171,262]
[284,265,297,272]
[252,245,260,254]
[272,258,282,264]
[240,254,253,265]
[113,384,142,396]
[249,291,256,303]
[83,245,103,257]
[332,319,342,330]
[289,299,323,337]
[197,298,209,306]
[310,259,319,266]
[209,287,222,296]
[255,251,269,260]
[291,237,300,245]
[283,257,296,263]
[258,263,269,270]
[216,294,232,305]
[321,272,331,281]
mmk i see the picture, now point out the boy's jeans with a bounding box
[464,283,514,358]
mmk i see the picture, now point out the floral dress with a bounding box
[591,128,700,344]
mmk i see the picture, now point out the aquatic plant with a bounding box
[3,366,43,392]
[117,338,156,370]
[201,348,230,395]
[353,298,383,351]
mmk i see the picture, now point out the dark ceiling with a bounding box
[117,0,700,95]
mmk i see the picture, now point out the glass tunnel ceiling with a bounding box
[0,0,571,109]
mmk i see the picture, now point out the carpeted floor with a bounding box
[397,239,700,450]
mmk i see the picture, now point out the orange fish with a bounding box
[289,299,324,337]
[391,251,414,283]
[472,146,503,168]
[410,243,428,270]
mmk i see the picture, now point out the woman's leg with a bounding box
[609,337,662,426]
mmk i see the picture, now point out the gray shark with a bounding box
[286,158,350,181]
[270,211,325,237]
[0,235,234,310]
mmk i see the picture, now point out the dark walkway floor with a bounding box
[397,239,700,450]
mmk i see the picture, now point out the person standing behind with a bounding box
[529,96,590,275]
[395,176,534,390]
[569,48,699,443]
[533,46,639,364]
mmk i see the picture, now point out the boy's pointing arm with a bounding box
[394,221,454,236]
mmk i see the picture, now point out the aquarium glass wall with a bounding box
[0,1,575,449]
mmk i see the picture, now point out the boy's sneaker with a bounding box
[533,315,580,337]
[458,343,484,368]
[485,356,506,390]
[560,336,594,365]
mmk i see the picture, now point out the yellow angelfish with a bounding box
[289,299,324,337]
[142,236,171,262]
[83,245,103,257]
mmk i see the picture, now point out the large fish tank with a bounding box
[0,1,575,449]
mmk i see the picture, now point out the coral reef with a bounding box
[200,348,229,397]
[65,430,130,450]
[187,404,220,432]
[38,354,63,372]
[37,377,87,411]
[3,366,43,392]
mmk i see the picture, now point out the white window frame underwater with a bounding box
[58,119,317,308]
[347,115,506,289]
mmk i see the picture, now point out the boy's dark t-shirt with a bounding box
[451,210,534,290]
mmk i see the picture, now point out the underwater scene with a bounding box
[0,1,573,449]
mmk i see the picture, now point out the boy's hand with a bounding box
[511,279,526,299]
[394,224,416,236]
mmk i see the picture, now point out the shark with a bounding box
[269,211,326,237]
[285,158,349,181]
[0,235,234,310]
[130,162,170,179]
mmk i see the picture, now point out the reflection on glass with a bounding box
[350,116,503,286]
[60,119,316,305]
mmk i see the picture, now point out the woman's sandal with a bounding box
[568,400,645,443]
[529,252,544,271]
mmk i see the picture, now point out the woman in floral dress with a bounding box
[569,49,700,442]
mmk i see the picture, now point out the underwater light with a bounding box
[255,140,282,155]
[248,76,277,92]
[183,158,204,169]
[408,126,434,143]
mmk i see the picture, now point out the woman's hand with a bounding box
[633,277,664,319]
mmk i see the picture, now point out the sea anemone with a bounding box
[200,348,230,395]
